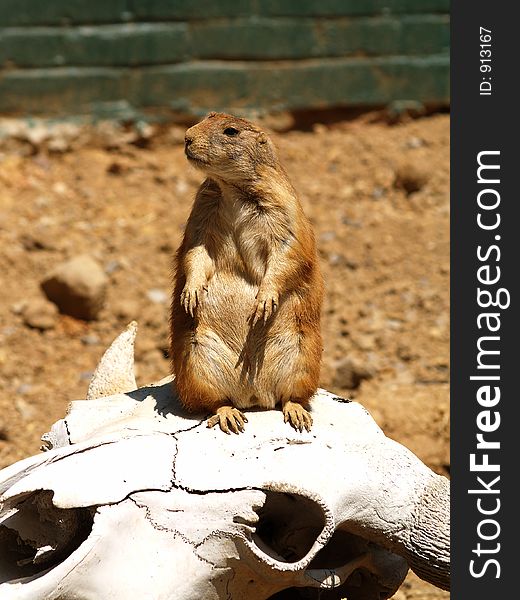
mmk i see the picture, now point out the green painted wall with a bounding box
[0,1,449,118]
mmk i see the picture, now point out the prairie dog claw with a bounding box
[283,401,313,432]
[207,406,248,434]
[251,288,279,325]
[180,284,208,317]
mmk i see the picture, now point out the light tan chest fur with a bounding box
[207,194,286,286]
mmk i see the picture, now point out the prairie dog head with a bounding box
[184,112,278,185]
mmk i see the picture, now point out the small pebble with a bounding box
[22,298,58,330]
[81,334,100,346]
[146,289,168,304]
[405,136,425,149]
[105,259,123,274]
[394,163,429,195]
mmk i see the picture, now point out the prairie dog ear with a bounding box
[257,131,268,144]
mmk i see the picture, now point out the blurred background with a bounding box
[0,0,449,119]
[0,2,449,598]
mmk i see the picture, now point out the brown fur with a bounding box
[170,112,324,431]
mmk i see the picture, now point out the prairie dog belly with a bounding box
[197,272,257,345]
[192,273,299,409]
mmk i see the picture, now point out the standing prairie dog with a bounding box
[170,112,323,434]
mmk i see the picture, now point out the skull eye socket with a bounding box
[223,127,240,137]
[253,491,326,563]
[0,490,94,583]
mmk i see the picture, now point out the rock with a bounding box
[22,298,59,330]
[132,122,156,147]
[397,344,416,362]
[81,334,100,346]
[175,179,189,195]
[24,123,48,147]
[105,260,122,275]
[354,333,377,351]
[47,138,69,153]
[394,163,429,195]
[105,258,129,274]
[372,186,385,199]
[146,289,168,304]
[20,231,62,252]
[332,358,374,390]
[312,123,327,135]
[10,301,26,315]
[405,136,426,149]
[41,255,108,320]
[51,181,69,197]
[106,161,125,175]
[16,383,32,395]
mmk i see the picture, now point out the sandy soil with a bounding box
[0,112,449,599]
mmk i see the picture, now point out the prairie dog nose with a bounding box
[185,135,193,148]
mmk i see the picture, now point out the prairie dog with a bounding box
[170,112,323,433]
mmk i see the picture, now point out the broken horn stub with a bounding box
[86,321,138,400]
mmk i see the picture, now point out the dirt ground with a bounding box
[0,111,449,599]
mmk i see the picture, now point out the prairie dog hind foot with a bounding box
[283,400,313,433]
[207,405,248,434]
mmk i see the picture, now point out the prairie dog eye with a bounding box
[223,127,240,136]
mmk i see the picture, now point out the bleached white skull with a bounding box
[0,323,449,599]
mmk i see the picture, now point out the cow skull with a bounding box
[0,322,450,599]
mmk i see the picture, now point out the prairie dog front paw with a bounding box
[251,286,279,325]
[180,282,208,317]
